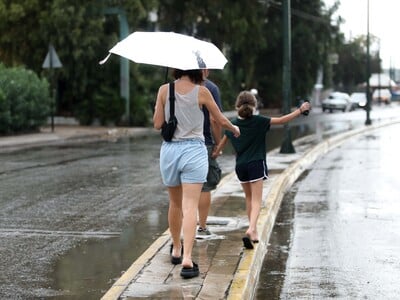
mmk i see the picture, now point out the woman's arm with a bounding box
[270,101,311,125]
[153,85,168,129]
[212,135,228,158]
[199,87,240,137]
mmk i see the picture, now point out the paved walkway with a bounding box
[100,118,400,300]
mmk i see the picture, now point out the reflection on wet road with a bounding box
[257,123,400,299]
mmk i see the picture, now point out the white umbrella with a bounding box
[100,31,227,70]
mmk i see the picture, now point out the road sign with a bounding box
[42,45,62,69]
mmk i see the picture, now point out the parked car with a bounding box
[322,92,351,113]
[392,90,400,101]
[372,89,391,104]
[350,92,367,110]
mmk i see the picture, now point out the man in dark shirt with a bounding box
[197,69,222,237]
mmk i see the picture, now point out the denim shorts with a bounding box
[235,160,268,183]
[160,139,208,187]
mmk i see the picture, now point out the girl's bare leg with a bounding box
[244,180,263,241]
[241,182,252,221]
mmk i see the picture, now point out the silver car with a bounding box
[322,92,350,113]
[350,92,367,110]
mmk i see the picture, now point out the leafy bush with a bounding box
[75,86,125,126]
[129,93,151,127]
[0,64,51,134]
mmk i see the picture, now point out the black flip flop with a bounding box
[180,261,199,279]
[169,243,183,265]
[171,255,182,265]
[242,236,254,249]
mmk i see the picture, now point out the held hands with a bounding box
[211,149,220,159]
[232,125,240,137]
[212,126,239,159]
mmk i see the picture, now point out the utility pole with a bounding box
[280,0,295,153]
[365,0,372,125]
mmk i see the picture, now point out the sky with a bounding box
[324,0,400,70]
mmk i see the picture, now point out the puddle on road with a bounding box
[49,210,169,300]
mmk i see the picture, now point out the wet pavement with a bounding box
[0,127,166,299]
[1,105,400,299]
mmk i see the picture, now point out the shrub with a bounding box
[75,86,125,126]
[0,64,51,134]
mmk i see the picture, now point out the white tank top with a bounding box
[165,84,204,141]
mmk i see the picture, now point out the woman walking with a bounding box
[153,69,240,278]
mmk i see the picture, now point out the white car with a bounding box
[350,92,367,110]
[372,89,391,104]
[322,92,351,113]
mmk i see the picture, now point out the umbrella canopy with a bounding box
[100,31,227,70]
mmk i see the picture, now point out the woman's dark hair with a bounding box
[236,91,257,119]
[173,69,204,84]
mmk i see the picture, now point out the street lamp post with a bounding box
[365,0,372,125]
[280,0,295,154]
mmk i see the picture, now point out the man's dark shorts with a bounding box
[202,145,222,192]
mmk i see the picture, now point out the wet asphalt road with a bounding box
[256,121,400,299]
[0,136,170,299]
[1,104,399,299]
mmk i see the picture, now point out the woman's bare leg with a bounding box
[181,182,203,267]
[168,186,183,257]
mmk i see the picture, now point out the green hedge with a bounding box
[0,64,51,134]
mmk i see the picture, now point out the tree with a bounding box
[254,0,341,108]
[333,35,380,92]
[0,0,157,125]
[0,0,355,122]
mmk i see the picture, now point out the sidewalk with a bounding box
[0,125,157,152]
[100,117,400,300]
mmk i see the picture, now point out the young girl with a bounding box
[212,91,310,249]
